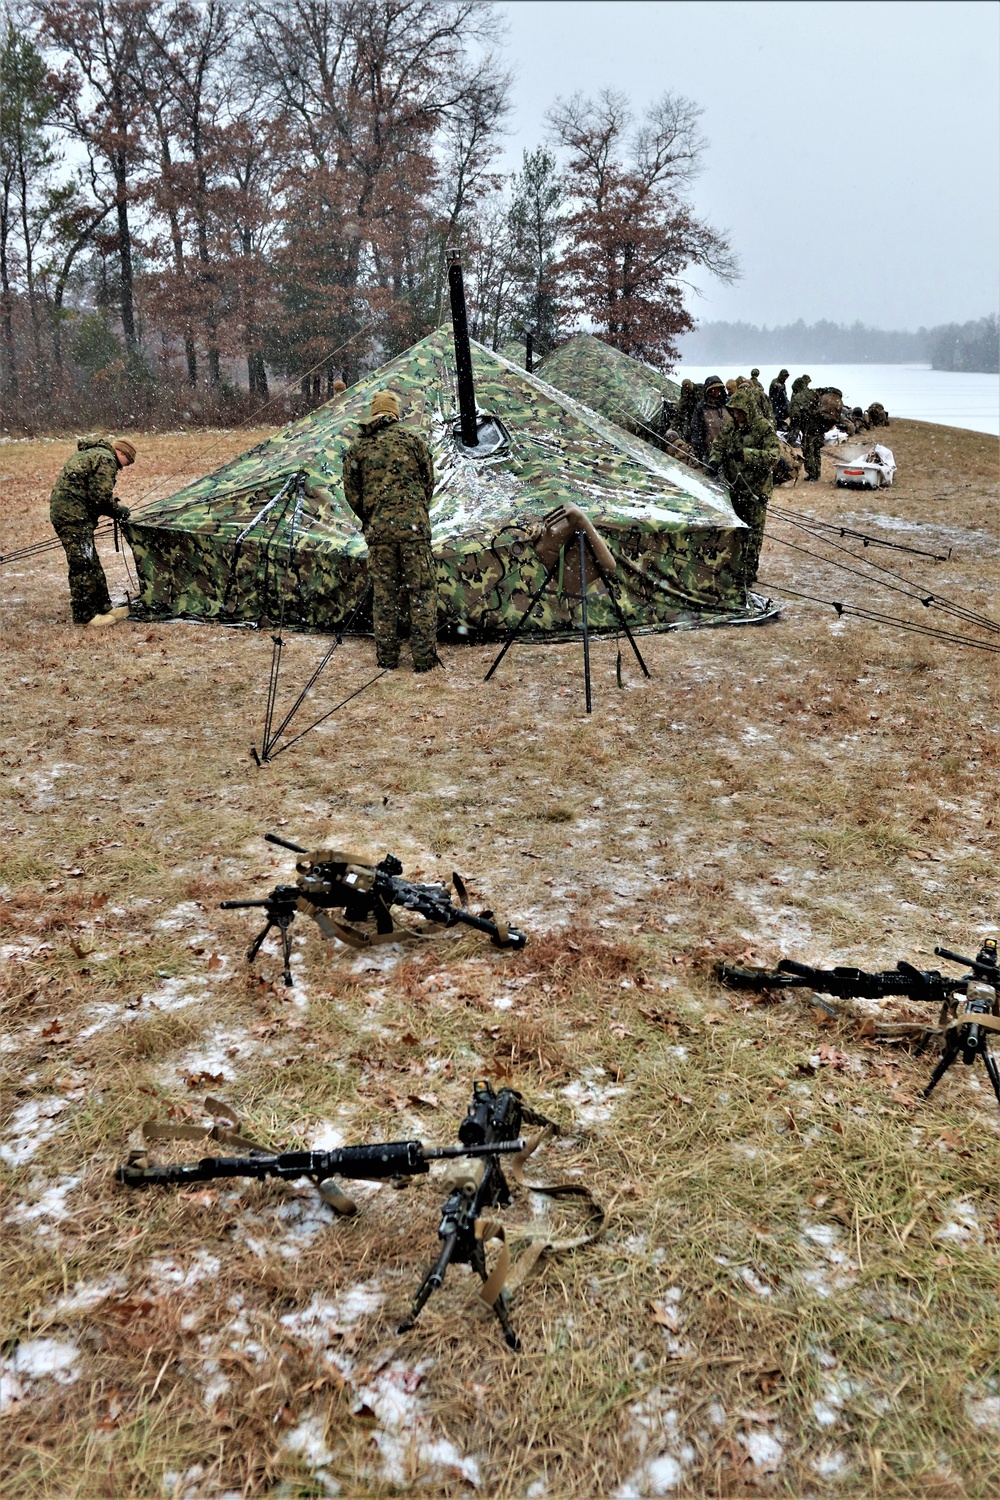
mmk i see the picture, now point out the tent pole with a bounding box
[578,529,592,714]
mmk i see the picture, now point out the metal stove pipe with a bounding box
[446,249,478,447]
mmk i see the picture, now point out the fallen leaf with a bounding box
[407,1092,440,1109]
[206,954,223,971]
[648,1299,680,1333]
[41,1019,64,1038]
[178,1189,218,1209]
[183,1070,225,1089]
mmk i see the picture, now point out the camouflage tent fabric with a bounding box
[536,333,681,445]
[125,327,768,638]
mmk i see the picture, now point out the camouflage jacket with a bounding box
[787,386,817,433]
[50,438,126,531]
[768,378,789,425]
[341,413,435,542]
[708,391,780,496]
[749,377,774,425]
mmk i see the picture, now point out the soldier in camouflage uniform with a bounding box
[748,368,774,425]
[342,389,439,671]
[768,370,790,428]
[690,376,732,462]
[49,436,135,626]
[708,388,780,588]
[789,377,832,482]
[675,379,699,443]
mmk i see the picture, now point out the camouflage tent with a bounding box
[125,327,767,638]
[536,333,680,445]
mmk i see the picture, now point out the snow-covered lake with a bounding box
[674,363,999,437]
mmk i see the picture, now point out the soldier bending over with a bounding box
[49,436,135,627]
[342,390,440,673]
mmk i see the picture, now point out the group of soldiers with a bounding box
[48,369,891,663]
[664,369,891,589]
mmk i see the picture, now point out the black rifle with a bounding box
[719,939,1000,1108]
[117,1133,524,1193]
[117,1081,530,1348]
[398,1079,525,1350]
[221,833,526,984]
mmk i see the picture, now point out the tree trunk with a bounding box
[248,349,268,397]
[0,202,17,398]
[115,156,138,356]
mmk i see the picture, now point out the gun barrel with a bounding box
[220,899,273,909]
[423,1138,526,1161]
[935,946,996,978]
[452,907,527,949]
[265,832,310,854]
[118,1136,528,1192]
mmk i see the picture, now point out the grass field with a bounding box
[1,418,998,1498]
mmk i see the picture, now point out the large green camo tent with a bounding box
[125,328,768,638]
[534,333,680,444]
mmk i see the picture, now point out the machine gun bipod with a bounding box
[221,833,526,985]
[718,937,1000,1111]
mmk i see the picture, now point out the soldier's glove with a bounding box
[115,505,131,521]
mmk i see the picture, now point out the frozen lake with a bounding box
[674,362,999,436]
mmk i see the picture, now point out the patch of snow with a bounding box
[46,1275,128,1315]
[934,1198,981,1245]
[280,1285,384,1345]
[0,1097,67,1166]
[309,1121,347,1151]
[738,1266,772,1297]
[738,1426,786,1472]
[561,1072,628,1125]
[811,1450,850,1478]
[966,1395,1000,1431]
[351,1359,482,1488]
[153,902,206,931]
[8,1175,81,1230]
[283,1413,338,1483]
[0,1338,80,1413]
[147,1251,221,1293]
[613,1391,695,1498]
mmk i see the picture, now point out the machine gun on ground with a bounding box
[719,939,1000,1108]
[398,1079,526,1349]
[221,833,527,984]
[118,1082,546,1349]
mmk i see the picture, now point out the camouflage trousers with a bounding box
[367,539,438,669]
[56,525,112,624]
[731,490,770,588]
[802,427,824,480]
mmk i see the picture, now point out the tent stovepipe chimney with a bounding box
[446,249,479,448]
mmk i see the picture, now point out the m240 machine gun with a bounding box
[719,938,1000,1108]
[398,1080,525,1348]
[221,833,527,984]
[118,1082,538,1348]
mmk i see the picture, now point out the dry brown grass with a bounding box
[1,420,999,1497]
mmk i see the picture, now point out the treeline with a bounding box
[927,316,999,374]
[679,316,1000,372]
[0,0,736,434]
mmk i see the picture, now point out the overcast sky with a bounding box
[494,1,999,331]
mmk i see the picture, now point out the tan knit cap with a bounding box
[370,390,401,419]
[113,438,137,464]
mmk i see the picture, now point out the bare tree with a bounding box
[549,89,737,365]
[37,0,157,359]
